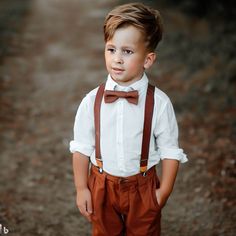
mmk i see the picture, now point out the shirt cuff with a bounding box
[69,140,94,157]
[157,147,188,163]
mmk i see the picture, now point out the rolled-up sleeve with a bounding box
[69,95,95,156]
[154,98,188,163]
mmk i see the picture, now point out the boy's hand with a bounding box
[76,187,93,222]
[156,159,179,209]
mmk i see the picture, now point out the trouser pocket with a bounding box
[151,175,161,210]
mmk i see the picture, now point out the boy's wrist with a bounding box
[76,185,89,192]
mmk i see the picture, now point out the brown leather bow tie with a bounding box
[104,90,139,105]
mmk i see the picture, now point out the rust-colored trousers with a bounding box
[88,165,161,236]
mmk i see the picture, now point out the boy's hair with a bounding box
[104,2,163,52]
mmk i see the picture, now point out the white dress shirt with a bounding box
[70,73,188,177]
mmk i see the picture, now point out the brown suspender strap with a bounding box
[94,83,155,174]
[94,83,105,172]
[140,84,155,174]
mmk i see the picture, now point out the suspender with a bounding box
[94,83,106,173]
[94,83,155,175]
[140,84,155,174]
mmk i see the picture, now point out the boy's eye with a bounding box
[107,48,115,53]
[123,49,133,55]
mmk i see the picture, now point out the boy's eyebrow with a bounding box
[122,46,135,50]
[106,43,135,50]
[106,43,115,47]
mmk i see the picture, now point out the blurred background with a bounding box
[0,0,235,235]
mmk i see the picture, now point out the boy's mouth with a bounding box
[112,67,124,73]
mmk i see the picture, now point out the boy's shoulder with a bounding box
[153,85,171,104]
[86,86,100,98]
[81,85,100,105]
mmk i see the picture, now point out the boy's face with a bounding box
[105,25,155,86]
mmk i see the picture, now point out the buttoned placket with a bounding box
[116,99,125,171]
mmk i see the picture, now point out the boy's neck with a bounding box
[110,73,144,87]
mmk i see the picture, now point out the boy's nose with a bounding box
[113,52,124,64]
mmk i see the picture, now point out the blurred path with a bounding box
[0,0,235,235]
[0,1,112,235]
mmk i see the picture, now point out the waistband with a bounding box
[90,164,157,185]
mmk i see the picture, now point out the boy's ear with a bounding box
[144,52,156,69]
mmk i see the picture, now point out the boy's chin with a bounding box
[111,75,127,83]
[111,77,137,86]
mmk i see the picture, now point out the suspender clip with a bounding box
[98,167,103,174]
[142,172,147,177]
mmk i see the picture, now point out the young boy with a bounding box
[70,3,187,236]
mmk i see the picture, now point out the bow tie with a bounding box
[104,90,139,105]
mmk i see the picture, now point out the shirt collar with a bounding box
[105,73,149,92]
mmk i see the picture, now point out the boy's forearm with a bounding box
[160,159,179,199]
[72,152,90,191]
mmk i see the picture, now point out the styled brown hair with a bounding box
[104,2,163,52]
